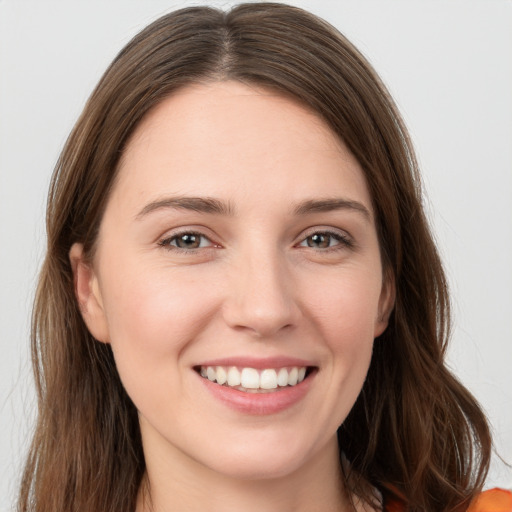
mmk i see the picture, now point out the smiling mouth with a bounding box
[195,365,316,393]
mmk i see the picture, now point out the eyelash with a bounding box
[158,230,216,253]
[158,229,353,253]
[298,230,354,251]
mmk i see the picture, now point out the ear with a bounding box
[69,243,110,343]
[374,268,396,338]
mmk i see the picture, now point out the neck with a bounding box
[136,435,355,512]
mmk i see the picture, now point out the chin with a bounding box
[207,452,308,482]
[195,431,327,482]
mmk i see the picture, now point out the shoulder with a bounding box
[467,488,512,512]
[382,488,512,512]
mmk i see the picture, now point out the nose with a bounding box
[222,248,301,338]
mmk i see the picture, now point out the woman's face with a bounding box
[72,81,393,481]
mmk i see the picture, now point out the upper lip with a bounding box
[195,356,316,369]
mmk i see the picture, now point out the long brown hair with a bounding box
[19,4,491,511]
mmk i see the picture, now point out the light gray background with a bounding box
[1,0,511,509]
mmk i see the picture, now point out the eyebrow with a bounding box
[135,196,371,221]
[293,198,371,221]
[135,196,235,219]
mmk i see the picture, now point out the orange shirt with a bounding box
[384,488,512,511]
[468,489,512,512]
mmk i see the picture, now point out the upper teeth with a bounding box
[200,366,307,390]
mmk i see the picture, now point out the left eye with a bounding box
[160,232,213,250]
[299,232,348,249]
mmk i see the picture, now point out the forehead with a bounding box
[112,81,372,213]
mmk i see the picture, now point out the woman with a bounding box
[17,3,511,511]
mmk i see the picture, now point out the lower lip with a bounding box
[197,371,315,415]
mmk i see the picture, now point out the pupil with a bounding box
[309,234,328,248]
[177,234,198,248]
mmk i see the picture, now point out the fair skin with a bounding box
[70,81,393,512]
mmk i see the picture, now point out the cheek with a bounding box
[302,268,381,408]
[305,267,382,347]
[99,260,218,365]
[98,260,223,419]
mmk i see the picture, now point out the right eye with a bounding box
[159,231,215,251]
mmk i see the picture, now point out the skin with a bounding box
[70,81,394,512]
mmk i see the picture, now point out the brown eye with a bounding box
[306,233,332,248]
[175,233,201,249]
[299,231,352,250]
[160,232,213,250]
